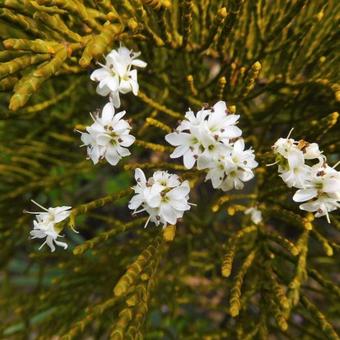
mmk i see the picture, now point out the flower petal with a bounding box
[293,188,318,202]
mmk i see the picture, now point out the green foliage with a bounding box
[0,0,339,339]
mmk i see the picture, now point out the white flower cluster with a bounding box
[165,101,258,191]
[25,200,72,252]
[90,45,147,108]
[128,168,191,228]
[81,45,146,167]
[80,102,135,165]
[29,45,145,252]
[273,133,340,222]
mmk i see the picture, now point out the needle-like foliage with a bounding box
[0,0,339,339]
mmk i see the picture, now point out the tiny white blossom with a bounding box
[302,142,324,160]
[245,207,263,225]
[279,150,310,188]
[25,200,71,252]
[201,140,257,192]
[90,45,147,108]
[272,137,298,159]
[128,168,192,228]
[272,131,340,222]
[293,164,340,223]
[165,101,257,191]
[80,102,135,166]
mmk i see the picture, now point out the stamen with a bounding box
[23,210,42,215]
[332,160,340,169]
[325,209,330,224]
[133,208,146,215]
[286,127,294,139]
[266,160,279,167]
[144,216,151,228]
[89,112,97,122]
[70,226,79,234]
[38,240,47,250]
[31,200,49,212]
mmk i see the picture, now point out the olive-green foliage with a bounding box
[0,0,339,339]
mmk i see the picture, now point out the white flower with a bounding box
[272,131,340,222]
[128,168,192,228]
[30,220,68,252]
[90,45,147,108]
[278,150,310,188]
[272,132,314,189]
[293,164,340,222]
[272,137,298,159]
[206,101,242,142]
[80,102,135,166]
[165,101,257,191]
[165,130,203,169]
[216,159,255,191]
[245,207,262,225]
[229,139,258,170]
[302,142,324,160]
[198,139,257,191]
[299,194,339,223]
[25,200,71,252]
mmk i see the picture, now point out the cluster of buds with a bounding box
[272,131,340,222]
[165,101,258,191]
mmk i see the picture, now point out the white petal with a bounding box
[102,102,115,123]
[132,59,147,68]
[148,193,162,208]
[224,114,240,125]
[213,101,227,113]
[197,155,213,170]
[293,188,318,202]
[116,145,130,157]
[54,212,71,223]
[165,132,190,146]
[128,194,143,210]
[233,139,245,152]
[90,68,111,82]
[96,134,111,145]
[160,204,177,225]
[287,150,304,168]
[183,151,196,169]
[120,134,135,147]
[46,237,56,252]
[223,126,242,138]
[322,178,340,193]
[170,145,189,158]
[168,184,190,198]
[135,168,146,184]
[105,148,120,165]
[96,84,111,96]
[299,201,318,212]
[119,79,132,94]
[55,239,68,250]
[80,132,92,145]
[169,199,190,211]
[110,91,121,108]
[130,79,139,96]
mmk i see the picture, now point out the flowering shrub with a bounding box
[0,1,339,339]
